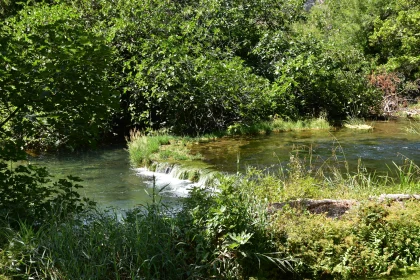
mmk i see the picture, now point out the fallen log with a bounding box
[370,194,420,202]
[269,194,420,218]
[269,199,357,218]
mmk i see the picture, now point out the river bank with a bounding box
[122,120,420,279]
[3,120,420,279]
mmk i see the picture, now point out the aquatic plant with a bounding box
[343,116,374,130]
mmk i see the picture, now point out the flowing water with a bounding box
[30,146,191,210]
[192,120,420,175]
[31,120,420,209]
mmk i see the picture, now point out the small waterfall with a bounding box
[134,162,220,197]
[150,162,175,174]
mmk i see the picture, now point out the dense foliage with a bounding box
[3,158,420,279]
[0,3,116,150]
[2,0,419,146]
[2,0,420,279]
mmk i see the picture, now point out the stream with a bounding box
[30,120,420,210]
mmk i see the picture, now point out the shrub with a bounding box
[273,201,420,279]
[0,161,95,229]
[180,175,295,279]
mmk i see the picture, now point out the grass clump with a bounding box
[343,117,374,130]
[128,130,202,167]
[227,121,273,135]
[405,121,420,135]
[272,117,331,132]
[226,116,331,135]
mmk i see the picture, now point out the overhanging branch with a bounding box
[0,106,21,131]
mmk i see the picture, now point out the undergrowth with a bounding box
[3,145,420,279]
[274,201,420,279]
[0,176,294,279]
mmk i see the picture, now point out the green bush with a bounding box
[180,175,294,279]
[0,161,95,228]
[274,201,420,279]
[0,175,294,279]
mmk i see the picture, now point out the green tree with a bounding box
[0,3,116,150]
[87,0,275,133]
[370,0,420,79]
[253,0,383,119]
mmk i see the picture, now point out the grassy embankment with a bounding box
[3,147,420,279]
[127,130,213,182]
[123,117,420,279]
[226,117,331,135]
[128,117,330,164]
[4,119,420,279]
[127,117,331,182]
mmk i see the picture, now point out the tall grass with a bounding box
[245,145,420,203]
[1,176,293,279]
[405,121,420,135]
[272,116,331,131]
[239,148,420,279]
[4,154,420,279]
[4,144,420,279]
[343,116,374,130]
[128,130,202,167]
[127,130,171,166]
[226,116,331,135]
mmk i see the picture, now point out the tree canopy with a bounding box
[0,0,419,150]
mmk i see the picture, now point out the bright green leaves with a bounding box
[132,50,270,133]
[0,162,95,227]
[253,0,390,120]
[106,0,275,134]
[370,5,420,78]
[3,0,418,142]
[0,3,116,150]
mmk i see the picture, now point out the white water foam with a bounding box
[135,167,198,197]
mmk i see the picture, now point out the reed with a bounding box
[405,121,420,135]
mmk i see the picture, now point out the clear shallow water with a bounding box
[31,121,420,209]
[192,120,420,175]
[30,146,190,210]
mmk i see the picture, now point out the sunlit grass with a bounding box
[226,116,331,135]
[343,117,374,130]
[245,145,420,203]
[405,121,420,135]
[128,130,202,167]
[4,146,420,279]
